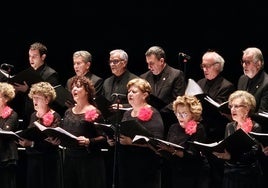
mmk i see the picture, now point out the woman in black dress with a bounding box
[61,76,106,188]
[0,82,19,188]
[213,90,263,188]
[18,82,62,188]
[115,78,164,188]
[157,95,209,188]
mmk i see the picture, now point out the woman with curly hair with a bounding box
[0,82,19,188]
[158,95,209,188]
[18,81,62,188]
[61,75,106,188]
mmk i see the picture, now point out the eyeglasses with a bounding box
[240,60,253,66]
[109,59,123,65]
[175,112,188,119]
[228,104,246,109]
[200,62,218,69]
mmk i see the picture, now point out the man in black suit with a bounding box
[102,49,138,111]
[238,47,268,113]
[12,42,61,128]
[66,50,103,96]
[198,50,236,142]
[101,49,138,188]
[140,45,186,136]
[197,50,236,188]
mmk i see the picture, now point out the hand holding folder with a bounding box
[132,135,185,157]
[132,135,184,150]
[33,121,79,148]
[94,120,153,140]
[9,68,43,86]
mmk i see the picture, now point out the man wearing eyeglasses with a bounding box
[238,47,268,113]
[101,49,138,188]
[198,51,235,140]
[197,50,235,188]
[102,49,138,110]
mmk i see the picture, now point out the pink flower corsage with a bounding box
[241,117,253,133]
[137,106,153,121]
[185,120,197,135]
[0,106,13,119]
[42,111,54,127]
[85,109,99,122]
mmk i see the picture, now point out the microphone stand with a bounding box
[112,95,121,188]
[178,54,190,80]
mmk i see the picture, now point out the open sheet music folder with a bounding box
[33,121,79,148]
[189,128,257,156]
[9,68,43,86]
[0,129,22,140]
[249,131,268,147]
[250,112,268,132]
[185,78,230,114]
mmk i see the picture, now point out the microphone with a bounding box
[1,63,14,69]
[179,52,191,60]
[111,93,126,97]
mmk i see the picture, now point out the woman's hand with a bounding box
[213,149,231,160]
[45,137,61,145]
[77,136,90,147]
[18,138,34,147]
[119,135,132,145]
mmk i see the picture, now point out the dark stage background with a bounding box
[0,0,267,87]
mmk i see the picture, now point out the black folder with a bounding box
[94,120,153,139]
[148,94,167,111]
[119,120,153,139]
[196,94,230,115]
[53,85,75,107]
[189,128,257,156]
[34,121,79,148]
[185,78,230,115]
[0,129,22,140]
[94,122,115,139]
[249,131,268,147]
[94,95,113,120]
[9,68,43,86]
[250,112,268,132]
[132,135,184,150]
[16,127,47,141]
[132,135,185,158]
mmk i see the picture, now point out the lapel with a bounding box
[154,68,169,96]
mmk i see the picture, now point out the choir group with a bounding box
[1,42,268,188]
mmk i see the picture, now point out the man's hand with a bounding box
[13,81,29,93]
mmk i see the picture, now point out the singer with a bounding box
[107,77,164,188]
[102,49,138,115]
[101,49,138,188]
